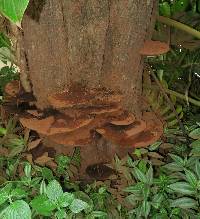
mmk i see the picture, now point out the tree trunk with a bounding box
[16,0,162,179]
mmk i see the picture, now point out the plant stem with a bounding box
[157,16,200,39]
[165,89,200,107]
[147,65,190,144]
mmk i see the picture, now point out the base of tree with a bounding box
[2,80,163,180]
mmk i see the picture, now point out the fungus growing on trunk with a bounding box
[4,80,163,179]
[140,40,170,56]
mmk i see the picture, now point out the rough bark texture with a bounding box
[19,0,155,115]
[16,0,161,179]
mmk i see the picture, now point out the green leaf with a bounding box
[195,160,200,180]
[163,162,183,172]
[0,184,12,205]
[142,185,150,200]
[185,169,197,187]
[46,180,63,202]
[30,195,56,216]
[11,188,27,198]
[40,180,47,195]
[146,166,153,185]
[190,139,200,148]
[90,211,108,218]
[141,200,151,218]
[58,192,75,207]
[189,128,200,139]
[123,183,143,196]
[69,199,89,214]
[1,200,31,219]
[168,182,195,195]
[125,194,143,205]
[0,33,11,48]
[159,2,171,17]
[0,47,14,63]
[55,209,66,219]
[151,193,164,209]
[138,160,147,173]
[24,163,31,178]
[42,167,54,181]
[149,141,162,151]
[170,197,197,209]
[0,127,7,135]
[0,0,30,26]
[171,0,190,14]
[169,154,184,166]
[133,167,147,183]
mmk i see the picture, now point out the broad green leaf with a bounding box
[159,2,171,17]
[133,167,147,183]
[11,188,27,198]
[189,128,200,139]
[163,162,183,172]
[185,169,197,187]
[0,0,30,26]
[190,139,200,148]
[170,197,197,209]
[30,195,56,216]
[46,180,63,202]
[169,154,184,166]
[141,200,151,218]
[0,184,12,205]
[69,199,89,214]
[58,192,75,207]
[186,157,196,168]
[151,193,164,209]
[42,167,54,181]
[55,209,66,219]
[168,182,195,195]
[195,160,200,179]
[1,200,31,219]
[0,47,14,63]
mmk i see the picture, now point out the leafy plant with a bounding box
[0,0,30,27]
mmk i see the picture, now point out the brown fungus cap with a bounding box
[140,40,170,56]
[110,112,135,126]
[20,116,55,135]
[47,115,94,135]
[96,112,163,148]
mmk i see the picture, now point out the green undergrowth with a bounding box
[0,119,200,218]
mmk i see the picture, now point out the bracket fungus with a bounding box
[140,40,170,56]
[5,81,163,178]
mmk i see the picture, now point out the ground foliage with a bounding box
[0,0,199,218]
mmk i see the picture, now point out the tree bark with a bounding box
[19,0,155,114]
[16,0,161,179]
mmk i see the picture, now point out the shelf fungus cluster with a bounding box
[18,84,163,148]
[3,81,163,177]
